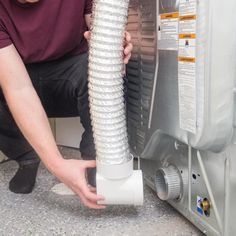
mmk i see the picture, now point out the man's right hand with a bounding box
[53,158,106,209]
[0,45,105,210]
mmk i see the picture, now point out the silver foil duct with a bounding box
[88,0,131,165]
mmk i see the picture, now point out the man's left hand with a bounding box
[84,31,133,64]
[123,31,133,64]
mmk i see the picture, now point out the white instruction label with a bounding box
[178,58,197,134]
[178,0,197,133]
[158,12,179,50]
[179,0,197,16]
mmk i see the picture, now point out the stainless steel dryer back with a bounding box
[126,0,236,235]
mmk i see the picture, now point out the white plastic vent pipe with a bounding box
[88,0,143,205]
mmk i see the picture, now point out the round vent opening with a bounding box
[155,165,182,201]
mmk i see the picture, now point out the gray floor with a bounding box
[0,148,203,236]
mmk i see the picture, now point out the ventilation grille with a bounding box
[126,0,157,155]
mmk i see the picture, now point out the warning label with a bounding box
[179,16,197,34]
[178,0,197,133]
[158,12,179,51]
[179,35,196,58]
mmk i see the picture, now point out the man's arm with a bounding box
[0,45,105,209]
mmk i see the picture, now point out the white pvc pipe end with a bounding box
[96,158,134,180]
[96,169,144,206]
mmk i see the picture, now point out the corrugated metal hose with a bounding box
[88,0,131,166]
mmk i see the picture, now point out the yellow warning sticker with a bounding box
[178,57,196,63]
[179,34,196,39]
[160,12,179,19]
[179,15,197,21]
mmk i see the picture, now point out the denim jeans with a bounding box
[0,53,95,164]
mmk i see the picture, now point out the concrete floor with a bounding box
[0,147,203,236]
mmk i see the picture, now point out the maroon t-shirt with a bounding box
[0,0,92,63]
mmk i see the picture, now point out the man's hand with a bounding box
[0,45,105,210]
[84,31,133,64]
[54,159,106,209]
[123,31,133,64]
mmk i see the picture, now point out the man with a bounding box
[0,0,132,209]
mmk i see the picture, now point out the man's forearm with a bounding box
[0,45,63,175]
[4,85,64,173]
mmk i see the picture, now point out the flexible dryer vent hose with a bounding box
[88,0,131,166]
[88,0,143,205]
